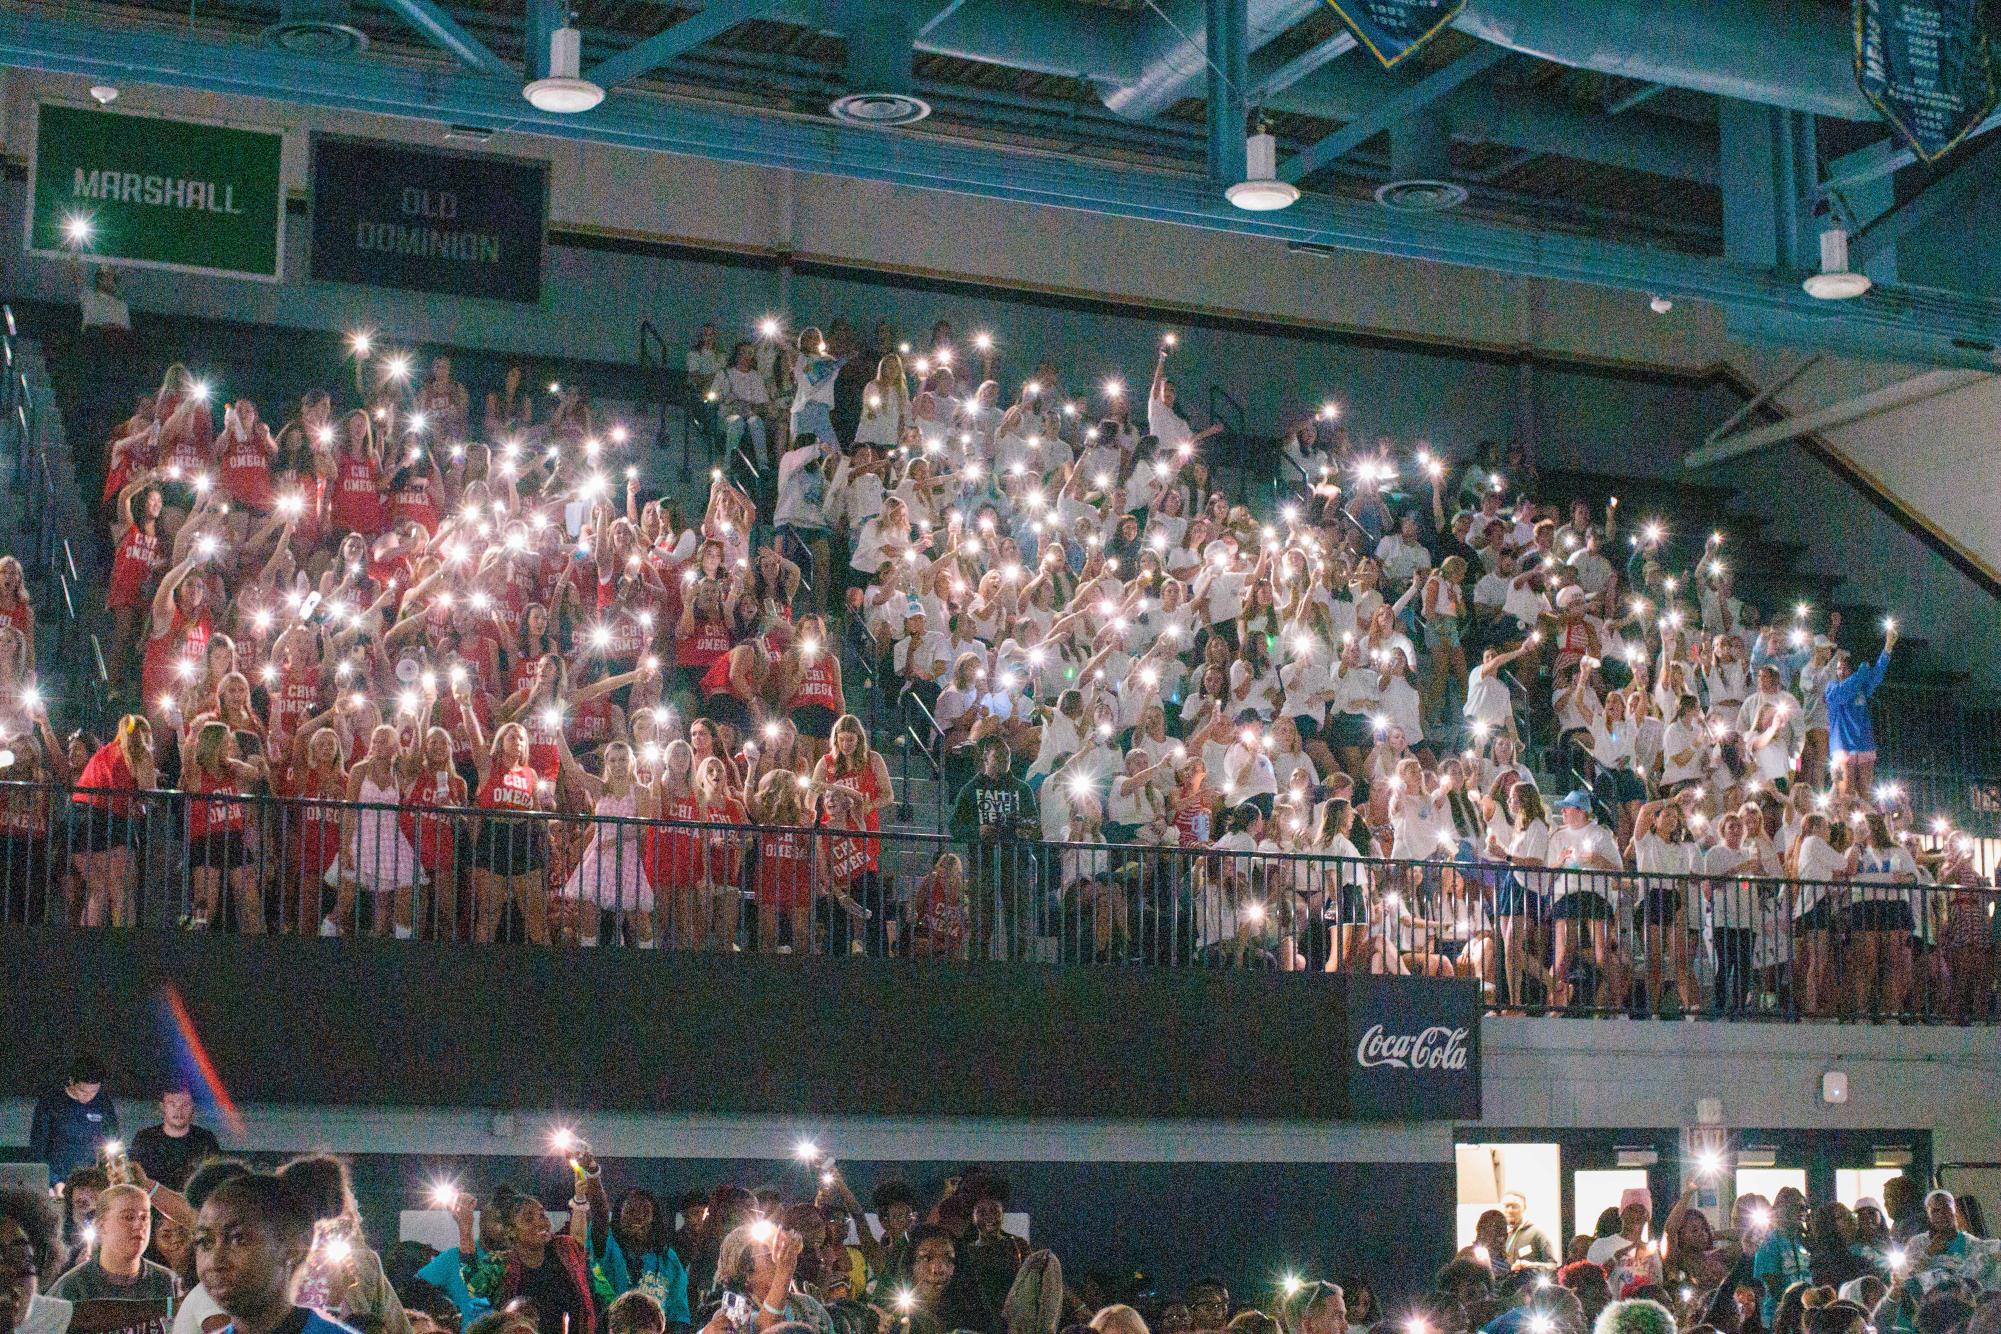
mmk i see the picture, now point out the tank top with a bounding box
[524,707,564,778]
[568,695,614,751]
[109,525,164,610]
[645,789,703,889]
[330,453,384,535]
[187,769,246,839]
[699,650,742,700]
[388,473,441,534]
[676,616,733,670]
[219,427,275,509]
[160,399,213,478]
[789,655,841,712]
[820,759,882,873]
[400,768,459,862]
[479,762,539,812]
[267,666,321,746]
[141,608,212,711]
[0,782,45,837]
[754,824,815,906]
[292,769,344,870]
[0,598,31,637]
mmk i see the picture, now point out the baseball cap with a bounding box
[1555,789,1592,812]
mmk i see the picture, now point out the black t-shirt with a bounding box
[517,1250,589,1334]
[130,1124,223,1189]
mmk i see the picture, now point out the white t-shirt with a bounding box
[1221,740,1278,801]
[80,287,131,332]
[1660,720,1707,785]
[893,630,950,681]
[1147,392,1195,456]
[1633,832,1700,884]
[1464,661,1513,729]
[170,1286,226,1334]
[1793,834,1846,914]
[710,366,770,409]
[1546,820,1622,901]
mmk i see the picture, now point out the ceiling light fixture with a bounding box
[1803,225,1871,300]
[1226,130,1298,212]
[524,25,604,114]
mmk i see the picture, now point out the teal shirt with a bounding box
[592,1230,691,1326]
[1752,1230,1811,1324]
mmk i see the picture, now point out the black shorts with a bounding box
[703,690,754,734]
[794,703,838,739]
[1637,887,1682,927]
[473,820,547,876]
[1288,713,1322,743]
[1599,768,1647,803]
[1494,878,1546,920]
[1328,713,1374,748]
[1325,884,1368,924]
[1795,899,1839,931]
[1847,899,1915,932]
[70,807,140,852]
[1551,891,1612,921]
[190,829,251,870]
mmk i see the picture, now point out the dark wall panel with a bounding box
[0,930,1478,1122]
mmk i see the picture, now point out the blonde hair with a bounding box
[192,720,231,778]
[115,714,152,768]
[754,768,802,825]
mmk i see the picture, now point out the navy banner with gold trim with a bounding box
[1855,0,1997,162]
[1323,0,1466,69]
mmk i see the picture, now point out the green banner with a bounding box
[26,102,285,281]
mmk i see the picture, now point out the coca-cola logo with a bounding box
[1355,1023,1470,1071]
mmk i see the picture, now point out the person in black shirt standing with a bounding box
[130,1088,221,1192]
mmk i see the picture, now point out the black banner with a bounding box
[309,134,547,302]
[0,929,1479,1122]
[1323,0,1467,68]
[1345,973,1482,1119]
[1856,0,1998,162]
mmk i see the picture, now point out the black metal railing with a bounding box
[5,781,1998,1021]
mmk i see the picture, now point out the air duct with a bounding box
[1375,112,1468,212]
[1101,0,1322,122]
[920,0,1871,124]
[1267,60,1718,185]
[830,0,930,125]
[1445,0,1872,120]
[262,0,366,56]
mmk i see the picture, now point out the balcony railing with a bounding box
[7,780,1997,1022]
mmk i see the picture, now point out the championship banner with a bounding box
[25,102,285,281]
[1856,0,1998,162]
[309,135,548,303]
[1323,0,1467,69]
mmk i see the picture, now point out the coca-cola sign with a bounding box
[1356,1023,1470,1071]
[1342,977,1481,1119]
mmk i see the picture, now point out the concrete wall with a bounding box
[0,69,1739,380]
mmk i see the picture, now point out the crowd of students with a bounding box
[8,1089,2001,1334]
[0,309,1976,1014]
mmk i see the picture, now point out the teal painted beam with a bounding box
[1206,0,1248,187]
[375,0,512,78]
[4,12,1998,368]
[1823,113,2001,194]
[1251,28,1357,102]
[525,0,562,80]
[1604,80,1664,115]
[585,0,774,88]
[1851,137,2001,268]
[1281,44,1509,184]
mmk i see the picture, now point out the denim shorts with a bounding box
[792,400,837,446]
